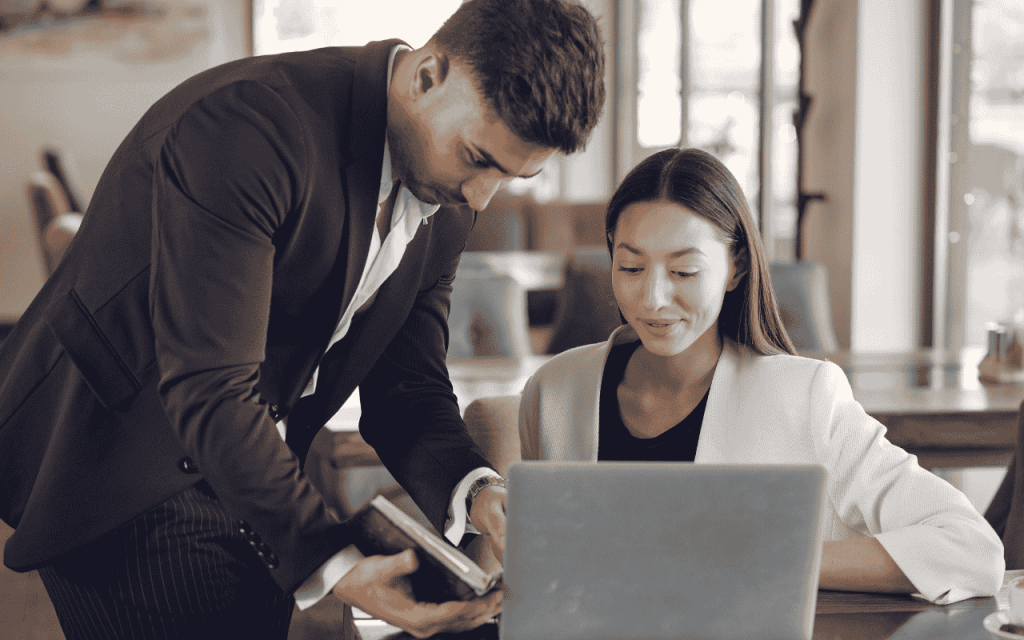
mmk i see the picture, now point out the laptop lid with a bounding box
[500,462,826,640]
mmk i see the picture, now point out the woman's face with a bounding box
[611,200,742,358]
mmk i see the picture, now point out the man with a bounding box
[0,0,605,637]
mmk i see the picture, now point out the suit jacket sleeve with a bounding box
[150,79,348,594]
[357,250,494,535]
[809,361,1005,603]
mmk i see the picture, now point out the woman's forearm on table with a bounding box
[818,537,916,593]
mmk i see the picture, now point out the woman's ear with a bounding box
[727,246,750,292]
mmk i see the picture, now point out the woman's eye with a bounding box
[673,271,698,278]
[617,266,642,274]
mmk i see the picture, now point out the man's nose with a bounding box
[462,173,510,212]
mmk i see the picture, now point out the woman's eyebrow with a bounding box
[615,242,705,257]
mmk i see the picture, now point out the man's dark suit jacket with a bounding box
[0,40,492,595]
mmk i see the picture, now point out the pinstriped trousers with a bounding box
[37,482,294,640]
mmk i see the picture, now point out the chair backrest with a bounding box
[42,147,86,213]
[462,395,522,479]
[464,193,527,252]
[768,260,839,353]
[524,201,607,250]
[45,212,84,273]
[27,170,74,276]
[545,245,622,354]
[448,269,531,359]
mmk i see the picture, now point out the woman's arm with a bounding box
[811,360,1004,602]
[819,537,916,593]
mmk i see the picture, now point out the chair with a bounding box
[27,170,84,276]
[42,147,86,214]
[524,201,607,250]
[460,394,523,574]
[984,398,1024,569]
[448,266,531,360]
[464,192,528,252]
[545,245,622,354]
[768,261,839,353]
[462,395,523,479]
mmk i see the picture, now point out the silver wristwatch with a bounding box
[465,475,508,515]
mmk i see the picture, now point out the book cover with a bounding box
[346,495,503,603]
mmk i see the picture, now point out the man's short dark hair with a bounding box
[429,0,606,155]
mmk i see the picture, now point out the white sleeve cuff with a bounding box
[443,467,503,546]
[294,544,366,611]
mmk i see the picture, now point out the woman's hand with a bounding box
[331,549,502,639]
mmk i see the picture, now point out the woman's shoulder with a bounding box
[724,339,846,387]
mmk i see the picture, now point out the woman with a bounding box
[519,148,1004,604]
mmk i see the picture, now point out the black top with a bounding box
[597,340,709,462]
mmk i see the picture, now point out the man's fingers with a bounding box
[479,497,507,559]
[377,548,419,581]
[392,596,500,639]
[425,591,502,633]
[488,529,506,559]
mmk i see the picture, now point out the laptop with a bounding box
[499,462,827,640]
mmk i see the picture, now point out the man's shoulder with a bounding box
[241,47,361,89]
[181,47,361,104]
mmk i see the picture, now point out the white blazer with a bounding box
[519,325,1005,604]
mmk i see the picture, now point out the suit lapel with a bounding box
[322,224,431,412]
[286,39,406,455]
[287,223,431,456]
[337,39,407,327]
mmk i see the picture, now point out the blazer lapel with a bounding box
[286,39,406,456]
[321,227,430,415]
[694,339,741,463]
[337,39,407,324]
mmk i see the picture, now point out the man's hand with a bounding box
[470,484,507,562]
[332,549,502,639]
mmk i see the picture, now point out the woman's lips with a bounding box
[639,318,681,336]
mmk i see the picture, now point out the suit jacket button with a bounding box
[179,457,199,474]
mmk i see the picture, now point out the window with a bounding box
[620,0,802,260]
[941,0,1024,348]
[252,0,462,53]
[635,0,684,149]
[687,0,761,217]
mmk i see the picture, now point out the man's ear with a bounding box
[413,53,450,98]
[728,246,750,292]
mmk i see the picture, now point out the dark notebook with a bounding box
[347,495,503,603]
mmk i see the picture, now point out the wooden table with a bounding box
[325,348,1024,472]
[802,347,1024,469]
[353,570,1024,640]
